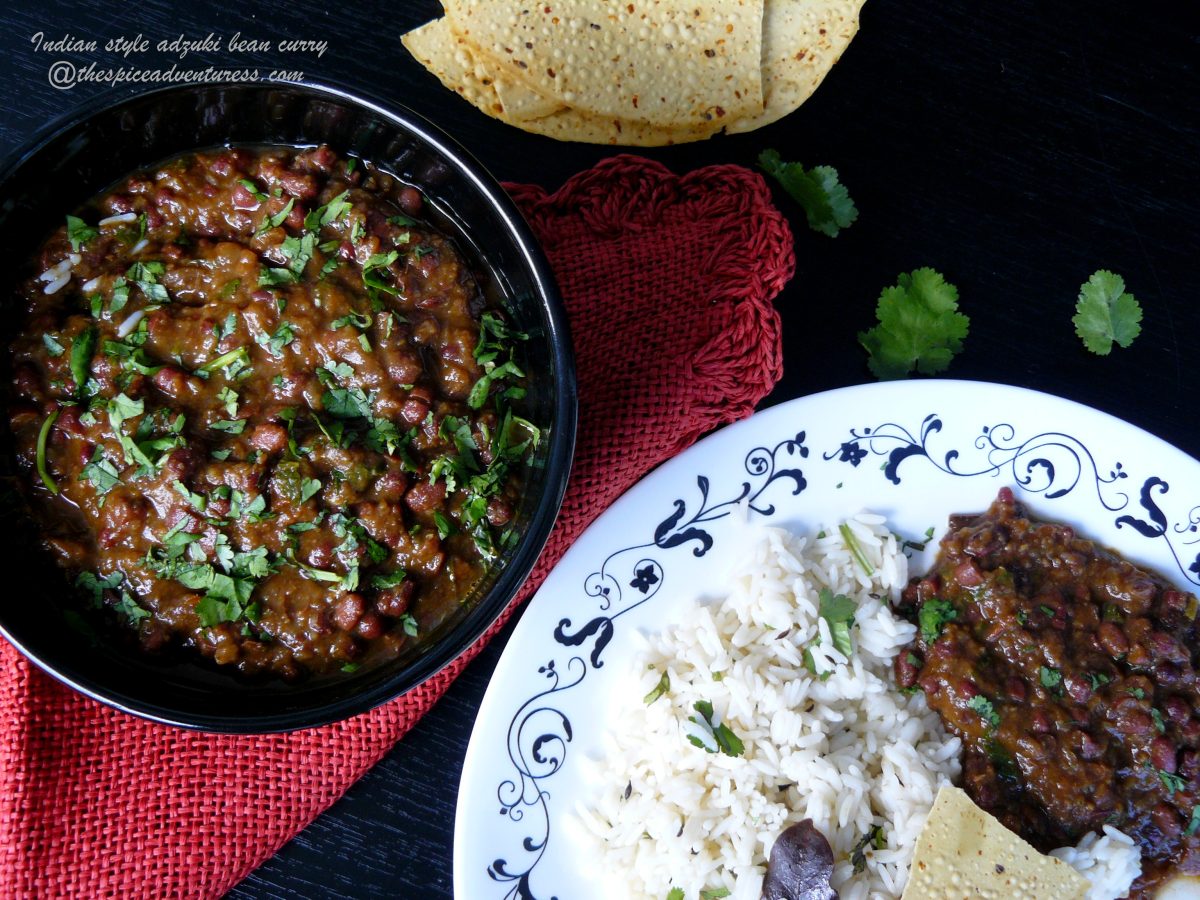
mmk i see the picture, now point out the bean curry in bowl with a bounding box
[12,144,534,680]
[0,83,574,730]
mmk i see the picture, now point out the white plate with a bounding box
[453,380,1200,899]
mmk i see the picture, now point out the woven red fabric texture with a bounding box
[0,155,793,898]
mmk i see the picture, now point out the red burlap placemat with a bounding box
[0,155,793,897]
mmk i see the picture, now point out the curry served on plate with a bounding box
[7,145,536,679]
[583,489,1199,898]
[897,487,1200,897]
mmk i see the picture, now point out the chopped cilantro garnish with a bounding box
[268,197,295,228]
[81,447,121,495]
[1160,770,1187,796]
[126,260,169,303]
[237,178,268,202]
[433,510,456,539]
[299,477,322,503]
[758,149,857,237]
[362,250,399,297]
[699,890,731,900]
[1187,805,1200,837]
[967,694,1000,729]
[173,480,207,512]
[331,311,371,331]
[280,231,315,276]
[850,824,886,874]
[109,276,130,312]
[259,266,297,287]
[643,671,670,705]
[838,523,874,576]
[257,322,296,358]
[398,613,419,637]
[211,419,247,435]
[76,570,123,607]
[918,598,958,644]
[1151,708,1166,734]
[115,592,150,625]
[66,215,99,251]
[70,326,97,396]
[474,312,528,365]
[1073,269,1142,355]
[197,345,249,376]
[304,190,351,231]
[370,569,407,590]
[686,699,744,757]
[216,386,239,418]
[322,383,374,420]
[468,359,525,409]
[858,268,969,380]
[1039,666,1063,691]
[818,588,856,658]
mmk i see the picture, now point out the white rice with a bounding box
[1051,826,1142,900]
[577,512,1142,900]
[578,513,960,899]
[98,211,137,226]
[37,252,80,295]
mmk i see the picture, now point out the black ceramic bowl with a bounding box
[0,81,575,732]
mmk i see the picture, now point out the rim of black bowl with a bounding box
[0,79,577,733]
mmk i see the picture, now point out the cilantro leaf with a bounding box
[43,334,66,357]
[758,149,857,237]
[237,178,268,202]
[126,261,169,303]
[197,346,249,376]
[686,699,745,758]
[858,268,969,379]
[269,198,295,229]
[1186,805,1200,837]
[210,419,247,435]
[643,671,670,705]
[81,448,121,495]
[322,384,374,419]
[1073,269,1142,355]
[1039,666,1063,691]
[257,322,296,358]
[331,312,371,331]
[76,570,123,607]
[433,509,456,540]
[370,570,407,590]
[70,326,97,396]
[918,598,958,644]
[115,592,150,625]
[850,824,886,874]
[299,477,322,503]
[1160,770,1187,797]
[818,588,856,658]
[967,694,1000,729]
[66,215,99,251]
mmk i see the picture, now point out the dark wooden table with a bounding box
[2,1,1198,896]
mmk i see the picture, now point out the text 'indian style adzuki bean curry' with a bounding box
[896,487,1200,897]
[8,145,537,679]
